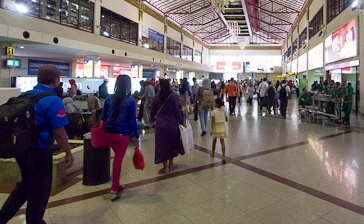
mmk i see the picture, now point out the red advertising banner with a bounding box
[216,61,242,71]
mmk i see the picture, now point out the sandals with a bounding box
[110,192,120,202]
[118,185,125,193]
[158,168,170,174]
[110,185,125,202]
[169,164,177,170]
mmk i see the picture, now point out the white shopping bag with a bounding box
[179,120,194,154]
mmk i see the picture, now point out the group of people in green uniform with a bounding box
[299,79,354,125]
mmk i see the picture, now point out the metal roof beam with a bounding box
[247,2,294,25]
[183,18,221,28]
[249,15,289,33]
[164,0,199,14]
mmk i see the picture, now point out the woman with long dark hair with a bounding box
[150,79,185,173]
[100,75,139,201]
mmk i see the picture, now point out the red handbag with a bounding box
[90,122,108,148]
[133,147,145,170]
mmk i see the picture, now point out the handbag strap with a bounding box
[155,94,172,119]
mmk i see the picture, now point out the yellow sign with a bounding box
[5,47,15,56]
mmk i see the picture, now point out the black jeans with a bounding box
[228,96,237,114]
[267,97,277,114]
[0,148,53,224]
[280,98,288,118]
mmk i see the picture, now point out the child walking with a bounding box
[210,98,228,163]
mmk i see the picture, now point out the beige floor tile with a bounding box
[283,192,338,217]
[323,207,364,224]
[179,198,246,224]
[309,218,335,224]
[248,201,318,224]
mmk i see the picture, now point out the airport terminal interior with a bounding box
[1,0,364,223]
[1,97,364,224]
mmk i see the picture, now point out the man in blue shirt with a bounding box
[0,65,74,224]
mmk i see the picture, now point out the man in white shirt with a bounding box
[191,78,199,102]
[257,78,269,112]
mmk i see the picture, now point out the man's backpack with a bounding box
[0,92,52,158]
[267,86,275,98]
[200,89,214,108]
[279,85,287,100]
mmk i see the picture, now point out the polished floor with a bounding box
[1,96,364,224]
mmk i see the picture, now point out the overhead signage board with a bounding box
[215,61,241,71]
[4,58,21,68]
[28,59,70,76]
[5,47,15,56]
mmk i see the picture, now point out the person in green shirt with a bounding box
[340,80,354,125]
[317,81,323,92]
[322,80,330,94]
[331,82,341,98]
[326,82,340,114]
[299,87,314,107]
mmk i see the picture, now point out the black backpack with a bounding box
[267,86,275,98]
[0,92,52,158]
[279,85,287,100]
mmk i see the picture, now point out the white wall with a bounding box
[309,0,324,19]
[143,13,164,34]
[102,0,139,23]
[298,11,308,32]
[167,27,181,42]
[183,35,193,48]
[195,42,202,52]
[202,46,209,65]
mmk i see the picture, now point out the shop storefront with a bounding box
[326,60,360,113]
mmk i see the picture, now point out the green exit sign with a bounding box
[4,59,21,68]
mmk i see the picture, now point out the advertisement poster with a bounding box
[308,43,323,70]
[297,53,307,73]
[113,67,131,77]
[325,18,357,64]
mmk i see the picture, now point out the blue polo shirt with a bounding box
[30,84,68,149]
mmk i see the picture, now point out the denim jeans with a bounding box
[198,107,210,132]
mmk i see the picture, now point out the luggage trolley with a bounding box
[299,94,343,125]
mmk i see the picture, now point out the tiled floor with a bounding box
[1,97,364,224]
